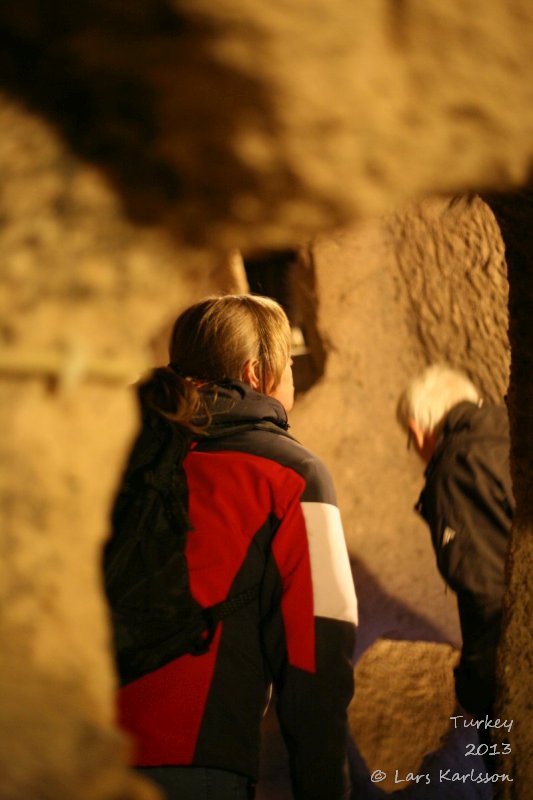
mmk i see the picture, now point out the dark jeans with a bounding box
[136,766,256,800]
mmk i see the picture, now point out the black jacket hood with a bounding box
[424,400,508,482]
[198,380,290,435]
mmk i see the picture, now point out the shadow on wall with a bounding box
[260,657,492,800]
[350,556,461,664]
[347,560,495,800]
[0,0,297,240]
[348,723,494,800]
[258,562,494,800]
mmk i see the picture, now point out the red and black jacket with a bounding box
[117,382,358,800]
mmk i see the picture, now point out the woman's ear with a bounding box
[407,419,425,452]
[408,418,437,464]
[242,359,261,390]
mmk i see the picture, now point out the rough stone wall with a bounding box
[389,195,510,402]
[0,0,532,251]
[290,196,510,647]
[283,197,511,796]
[483,192,533,800]
[0,1,532,798]
[349,641,458,794]
[0,101,216,800]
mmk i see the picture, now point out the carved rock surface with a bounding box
[0,0,531,249]
[349,639,458,789]
[483,192,533,800]
[290,197,509,655]
[349,639,492,799]
[0,101,214,800]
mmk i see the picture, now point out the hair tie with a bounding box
[169,363,203,383]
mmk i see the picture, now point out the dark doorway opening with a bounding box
[243,248,326,395]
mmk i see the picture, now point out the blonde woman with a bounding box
[106,295,358,800]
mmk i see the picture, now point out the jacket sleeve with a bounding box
[260,456,357,800]
[421,456,504,716]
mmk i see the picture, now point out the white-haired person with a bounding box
[105,295,358,800]
[396,364,514,764]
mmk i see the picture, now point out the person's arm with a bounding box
[261,457,357,800]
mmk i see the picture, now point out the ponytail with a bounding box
[137,366,207,434]
[137,294,291,432]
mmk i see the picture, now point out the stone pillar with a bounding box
[485,191,533,797]
[0,100,215,800]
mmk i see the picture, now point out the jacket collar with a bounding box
[199,380,290,432]
[416,401,479,519]
[423,401,480,481]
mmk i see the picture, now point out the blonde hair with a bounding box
[140,294,291,430]
[170,294,290,392]
[396,363,481,435]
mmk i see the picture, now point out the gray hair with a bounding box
[396,364,481,434]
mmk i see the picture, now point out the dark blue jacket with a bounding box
[417,401,514,716]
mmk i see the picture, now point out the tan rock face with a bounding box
[1,1,532,250]
[389,196,510,403]
[0,381,160,800]
[0,101,214,800]
[349,639,459,792]
[483,192,533,800]
[290,197,509,652]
